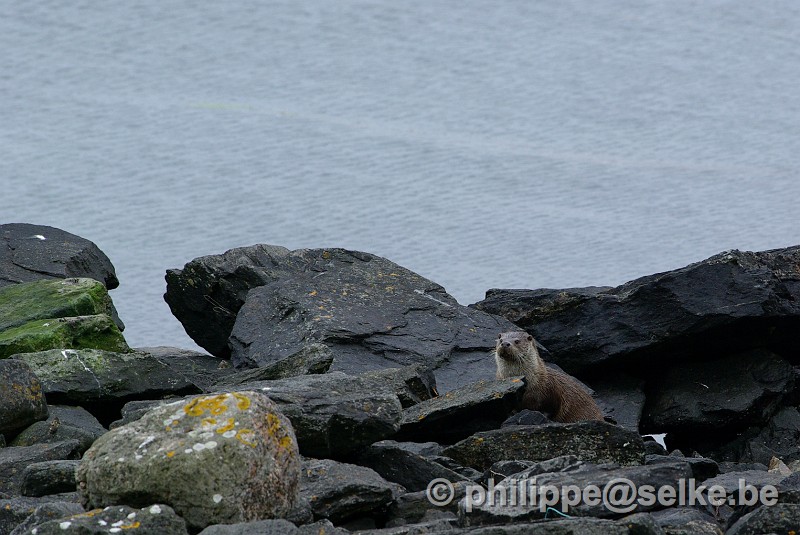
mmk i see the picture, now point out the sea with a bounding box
[2,1,799,350]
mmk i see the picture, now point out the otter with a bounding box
[495,331,604,423]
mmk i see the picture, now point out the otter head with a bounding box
[496,331,535,361]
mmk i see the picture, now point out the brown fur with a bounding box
[495,331,604,423]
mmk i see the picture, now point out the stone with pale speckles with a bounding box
[76,392,299,531]
[22,503,187,534]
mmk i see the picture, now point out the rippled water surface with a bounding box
[2,1,799,348]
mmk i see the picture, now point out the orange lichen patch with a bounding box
[201,417,217,427]
[235,429,257,447]
[389,273,400,276]
[232,392,250,410]
[121,521,141,529]
[265,413,293,450]
[322,251,331,259]
[166,451,176,458]
[308,290,318,296]
[74,509,103,518]
[184,394,230,417]
[216,418,236,434]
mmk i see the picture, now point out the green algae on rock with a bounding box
[0,278,118,334]
[77,391,300,531]
[0,314,129,359]
[12,349,196,406]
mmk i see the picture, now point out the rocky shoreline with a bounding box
[2,222,800,534]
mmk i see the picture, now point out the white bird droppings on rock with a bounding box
[212,494,223,503]
[149,505,162,514]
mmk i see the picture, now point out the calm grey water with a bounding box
[2,1,799,350]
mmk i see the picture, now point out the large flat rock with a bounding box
[472,246,800,374]
[166,245,518,391]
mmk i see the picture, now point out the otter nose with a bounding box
[501,341,511,348]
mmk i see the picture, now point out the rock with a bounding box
[212,344,333,389]
[618,512,666,535]
[10,405,107,453]
[592,374,646,432]
[718,461,768,473]
[0,497,82,535]
[739,406,800,465]
[482,455,582,486]
[138,346,235,392]
[693,470,786,526]
[356,440,470,492]
[0,278,122,334]
[387,482,470,525]
[367,518,458,534]
[299,458,402,524]
[641,349,793,450]
[197,519,299,535]
[0,441,82,495]
[472,246,800,374]
[502,410,552,427]
[360,365,439,408]
[727,503,800,535]
[7,501,85,535]
[396,378,526,444]
[0,314,129,359]
[0,360,48,436]
[442,421,645,471]
[110,399,171,429]
[649,507,720,535]
[165,245,519,391]
[645,455,719,481]
[13,349,198,423]
[20,460,79,497]
[459,460,693,525]
[429,456,484,482]
[77,392,300,531]
[26,503,188,535]
[227,372,402,458]
[466,518,631,534]
[0,224,118,291]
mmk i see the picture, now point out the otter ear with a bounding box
[527,335,533,341]
[497,333,502,339]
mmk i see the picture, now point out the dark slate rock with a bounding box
[641,349,793,448]
[197,519,299,535]
[482,455,584,486]
[482,460,537,485]
[386,483,470,526]
[592,374,645,432]
[442,421,645,471]
[396,378,526,444]
[471,246,800,374]
[739,406,800,465]
[110,399,172,429]
[717,461,769,473]
[356,440,469,492]
[295,520,350,535]
[617,512,666,535]
[428,456,483,482]
[10,405,106,454]
[0,441,81,495]
[20,460,79,497]
[13,349,198,424]
[360,365,439,408]
[0,496,82,535]
[165,245,519,392]
[0,224,118,290]
[464,518,630,534]
[460,460,693,525]
[138,346,235,392]
[212,344,333,389]
[693,470,787,526]
[645,454,719,481]
[300,458,403,524]
[642,438,667,456]
[386,441,444,457]
[727,503,800,535]
[227,372,402,458]
[363,518,458,534]
[0,360,48,436]
[8,501,85,535]
[501,410,552,427]
[648,507,720,535]
[27,503,188,534]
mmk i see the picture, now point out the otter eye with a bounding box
[514,340,520,344]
